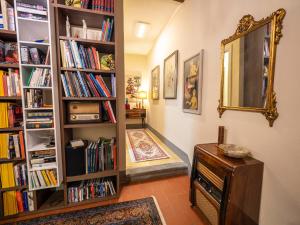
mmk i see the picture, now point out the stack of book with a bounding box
[0,41,19,64]
[0,163,27,188]
[61,72,116,98]
[25,89,44,108]
[26,111,53,129]
[0,0,16,31]
[30,149,56,169]
[68,0,114,13]
[0,132,25,159]
[3,190,34,216]
[85,137,116,173]
[16,2,47,21]
[29,169,57,189]
[25,68,51,87]
[100,18,114,42]
[60,41,114,69]
[67,178,116,203]
[20,46,50,65]
[0,102,23,128]
[0,69,21,97]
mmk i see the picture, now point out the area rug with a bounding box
[15,197,166,225]
[127,129,170,162]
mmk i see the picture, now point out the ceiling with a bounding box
[124,0,181,55]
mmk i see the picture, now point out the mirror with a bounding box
[218,9,286,127]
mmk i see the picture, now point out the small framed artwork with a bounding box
[183,50,204,114]
[163,50,178,99]
[151,66,160,100]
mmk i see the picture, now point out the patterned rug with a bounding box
[127,129,170,162]
[15,197,166,225]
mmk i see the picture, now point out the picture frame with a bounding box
[151,66,160,100]
[163,50,178,99]
[183,50,204,114]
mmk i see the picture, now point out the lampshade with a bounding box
[138,91,147,99]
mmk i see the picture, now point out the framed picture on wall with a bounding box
[183,50,204,114]
[163,50,178,99]
[151,65,160,100]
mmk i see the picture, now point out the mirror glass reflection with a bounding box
[222,23,271,108]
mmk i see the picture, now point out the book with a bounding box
[0,102,23,128]
[30,169,57,189]
[4,42,18,63]
[0,69,21,96]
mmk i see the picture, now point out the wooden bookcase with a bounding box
[0,0,124,221]
[53,0,125,207]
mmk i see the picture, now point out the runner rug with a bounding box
[15,197,166,225]
[127,129,169,162]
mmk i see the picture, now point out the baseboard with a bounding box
[146,125,192,174]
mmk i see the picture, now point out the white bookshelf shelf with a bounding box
[23,86,52,90]
[15,0,62,192]
[21,64,51,68]
[17,17,48,23]
[27,143,56,152]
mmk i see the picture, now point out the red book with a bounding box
[96,75,111,97]
[104,101,116,123]
[19,131,26,159]
[86,74,100,97]
[16,191,24,213]
[87,48,96,69]
[3,74,8,96]
[91,47,99,69]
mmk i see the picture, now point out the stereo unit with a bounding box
[67,102,101,123]
[190,144,264,225]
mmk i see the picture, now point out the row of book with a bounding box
[85,138,116,173]
[0,102,23,128]
[0,69,21,97]
[3,191,34,216]
[0,132,25,159]
[77,0,114,13]
[29,169,57,189]
[61,72,116,98]
[0,0,15,31]
[30,149,56,169]
[26,110,53,129]
[25,68,51,87]
[0,163,28,188]
[0,41,18,63]
[21,46,50,65]
[67,178,116,203]
[60,40,114,69]
[16,2,47,21]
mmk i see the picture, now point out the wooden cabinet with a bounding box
[190,143,264,225]
[126,109,146,127]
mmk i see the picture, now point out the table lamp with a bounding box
[138,91,147,109]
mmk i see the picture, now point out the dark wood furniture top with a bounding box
[190,143,264,225]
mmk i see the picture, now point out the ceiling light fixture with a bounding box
[134,21,150,38]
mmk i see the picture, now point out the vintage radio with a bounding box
[190,144,264,225]
[67,102,101,123]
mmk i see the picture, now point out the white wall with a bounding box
[146,0,300,224]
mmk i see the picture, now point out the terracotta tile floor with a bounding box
[2,175,205,225]
[115,175,206,225]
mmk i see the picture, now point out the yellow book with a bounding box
[4,191,18,216]
[41,170,51,186]
[48,170,57,186]
[46,170,55,186]
[0,70,4,96]
[8,163,16,187]
[0,103,8,128]
[0,133,9,158]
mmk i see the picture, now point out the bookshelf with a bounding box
[53,0,124,206]
[0,0,124,221]
[14,0,63,195]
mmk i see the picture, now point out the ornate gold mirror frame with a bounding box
[217,9,286,127]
